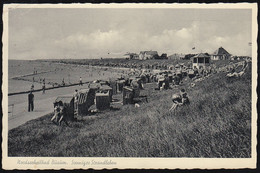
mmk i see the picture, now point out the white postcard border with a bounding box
[2,3,258,170]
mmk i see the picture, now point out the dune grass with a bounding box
[8,63,251,157]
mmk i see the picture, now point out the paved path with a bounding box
[8,97,56,130]
[8,85,82,131]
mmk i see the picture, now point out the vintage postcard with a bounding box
[2,3,257,170]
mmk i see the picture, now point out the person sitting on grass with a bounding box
[169,89,189,111]
[180,89,190,105]
[169,93,182,111]
[57,102,69,126]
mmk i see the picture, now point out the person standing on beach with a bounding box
[28,91,34,112]
[31,83,34,91]
[79,77,83,86]
[62,78,65,86]
[42,82,45,94]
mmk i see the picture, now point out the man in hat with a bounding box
[28,91,34,112]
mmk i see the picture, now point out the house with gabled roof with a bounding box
[211,47,231,60]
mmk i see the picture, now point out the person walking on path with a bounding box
[28,91,34,112]
[62,78,65,86]
[42,82,46,94]
[79,77,83,86]
[31,83,34,91]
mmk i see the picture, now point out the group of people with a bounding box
[25,60,250,128]
[226,60,248,78]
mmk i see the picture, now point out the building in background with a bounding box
[192,53,211,69]
[139,51,159,60]
[211,47,231,60]
[168,53,185,60]
[158,53,168,59]
[124,53,139,60]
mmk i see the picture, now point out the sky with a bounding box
[8,8,252,60]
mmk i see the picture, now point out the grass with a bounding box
[8,63,251,157]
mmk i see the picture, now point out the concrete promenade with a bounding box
[8,84,84,130]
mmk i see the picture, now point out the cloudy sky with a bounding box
[8,8,252,60]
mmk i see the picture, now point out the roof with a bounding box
[89,83,101,89]
[192,53,211,58]
[55,96,73,104]
[118,79,126,83]
[79,88,90,93]
[140,51,158,55]
[213,47,230,55]
[100,85,112,90]
[124,53,138,56]
[96,92,110,97]
[146,51,158,55]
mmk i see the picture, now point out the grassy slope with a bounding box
[8,63,251,157]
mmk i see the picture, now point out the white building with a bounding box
[192,53,211,69]
[139,51,159,60]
